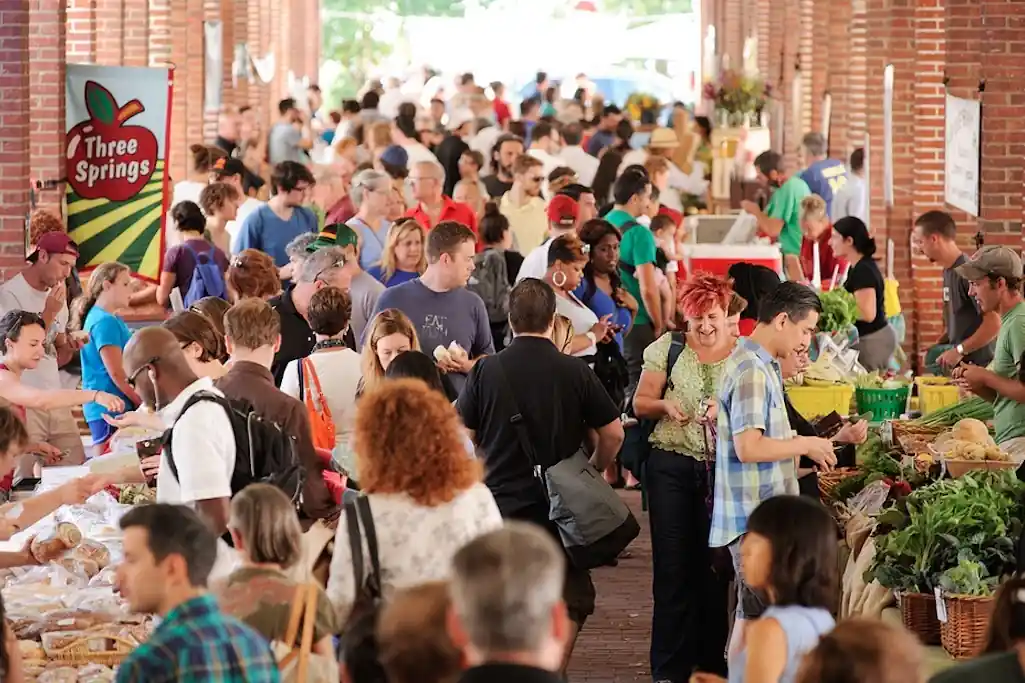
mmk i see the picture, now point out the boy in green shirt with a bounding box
[741,150,811,281]
[952,246,1025,459]
[607,168,662,392]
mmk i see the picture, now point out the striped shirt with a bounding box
[709,336,798,548]
[115,594,280,683]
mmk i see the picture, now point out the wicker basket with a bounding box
[47,634,137,666]
[818,468,860,501]
[898,591,941,645]
[939,594,995,659]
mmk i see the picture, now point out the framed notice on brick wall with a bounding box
[944,94,981,217]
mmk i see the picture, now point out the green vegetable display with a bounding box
[866,471,1025,594]
[912,396,994,428]
[830,432,902,502]
[818,288,859,334]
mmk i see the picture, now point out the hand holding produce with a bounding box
[801,436,837,471]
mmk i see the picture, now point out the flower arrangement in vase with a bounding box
[625,92,662,125]
[703,70,771,127]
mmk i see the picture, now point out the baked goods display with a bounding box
[2,490,155,681]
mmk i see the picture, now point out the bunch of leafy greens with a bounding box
[831,432,902,502]
[818,288,859,334]
[938,558,1000,597]
[866,471,1025,594]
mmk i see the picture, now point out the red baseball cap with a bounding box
[546,195,579,227]
[29,232,79,263]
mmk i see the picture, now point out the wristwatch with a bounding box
[956,343,965,356]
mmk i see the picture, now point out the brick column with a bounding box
[29,0,67,215]
[233,0,249,106]
[846,0,868,157]
[168,0,188,184]
[798,0,814,137]
[96,0,125,65]
[67,0,97,63]
[0,5,31,277]
[123,0,149,67]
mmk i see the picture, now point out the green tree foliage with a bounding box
[602,0,691,13]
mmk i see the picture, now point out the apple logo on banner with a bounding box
[67,80,158,202]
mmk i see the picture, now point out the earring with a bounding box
[552,270,567,288]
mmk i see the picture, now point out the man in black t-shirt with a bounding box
[457,278,624,672]
[481,134,524,199]
[913,210,999,371]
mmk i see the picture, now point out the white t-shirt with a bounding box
[556,293,599,357]
[469,126,502,176]
[228,197,265,253]
[154,376,239,579]
[402,142,440,169]
[326,482,502,620]
[559,145,599,187]
[515,239,553,283]
[280,348,362,471]
[0,273,68,391]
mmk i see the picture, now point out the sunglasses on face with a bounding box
[127,356,161,388]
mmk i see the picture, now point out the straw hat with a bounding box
[648,127,680,150]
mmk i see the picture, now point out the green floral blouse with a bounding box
[641,333,727,459]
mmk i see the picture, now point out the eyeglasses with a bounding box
[127,356,161,388]
[314,259,347,284]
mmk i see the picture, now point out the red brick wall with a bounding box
[67,0,97,64]
[0,5,31,279]
[29,0,67,216]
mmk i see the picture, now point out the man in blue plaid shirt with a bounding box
[115,504,281,683]
[710,282,836,652]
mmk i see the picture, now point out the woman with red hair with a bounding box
[632,272,736,682]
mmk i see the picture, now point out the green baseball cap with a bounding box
[306,223,360,253]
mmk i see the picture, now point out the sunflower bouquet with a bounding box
[625,92,662,124]
[702,70,771,114]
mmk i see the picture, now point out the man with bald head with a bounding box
[406,160,479,235]
[122,326,236,546]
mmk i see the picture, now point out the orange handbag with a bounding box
[301,357,336,451]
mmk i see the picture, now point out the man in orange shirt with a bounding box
[406,161,479,237]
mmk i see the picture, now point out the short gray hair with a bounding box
[802,132,826,157]
[294,246,347,284]
[285,233,318,261]
[351,169,390,208]
[450,523,565,655]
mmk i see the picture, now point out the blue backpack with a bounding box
[182,242,227,307]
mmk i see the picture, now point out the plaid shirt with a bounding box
[115,594,281,683]
[709,337,798,548]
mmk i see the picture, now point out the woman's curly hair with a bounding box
[353,379,481,507]
[29,209,65,246]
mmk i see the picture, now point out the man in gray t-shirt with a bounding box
[913,211,1000,371]
[268,97,311,166]
[365,222,494,395]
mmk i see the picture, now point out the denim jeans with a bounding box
[646,449,729,681]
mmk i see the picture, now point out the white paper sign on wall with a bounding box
[944,94,981,217]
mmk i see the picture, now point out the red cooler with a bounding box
[682,244,783,279]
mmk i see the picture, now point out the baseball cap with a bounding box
[306,223,360,253]
[447,109,474,132]
[212,156,246,178]
[546,195,579,228]
[955,245,1024,281]
[379,145,409,169]
[28,232,79,263]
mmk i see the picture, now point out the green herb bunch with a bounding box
[818,289,859,334]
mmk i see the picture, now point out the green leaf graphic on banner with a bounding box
[85,81,116,125]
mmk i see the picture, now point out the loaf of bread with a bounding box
[71,540,111,569]
[17,639,44,660]
[57,557,100,579]
[30,523,82,563]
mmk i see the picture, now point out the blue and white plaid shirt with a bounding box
[709,336,798,548]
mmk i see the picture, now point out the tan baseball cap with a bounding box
[955,245,1024,281]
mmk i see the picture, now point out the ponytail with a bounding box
[70,262,129,332]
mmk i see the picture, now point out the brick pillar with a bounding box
[203,0,221,142]
[798,0,814,137]
[825,0,852,157]
[233,0,249,106]
[846,0,868,158]
[756,0,770,77]
[307,0,320,84]
[722,0,743,71]
[0,5,31,277]
[29,0,67,215]
[96,0,125,65]
[123,0,149,67]
[168,0,188,184]
[67,0,97,63]
[810,0,830,140]
[780,0,802,170]
[908,0,948,364]
[221,0,238,108]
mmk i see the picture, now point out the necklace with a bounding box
[313,339,348,352]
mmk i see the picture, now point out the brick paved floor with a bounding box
[567,491,652,682]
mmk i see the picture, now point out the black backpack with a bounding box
[163,391,304,510]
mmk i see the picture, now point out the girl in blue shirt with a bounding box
[71,262,140,451]
[574,218,636,350]
[367,218,427,287]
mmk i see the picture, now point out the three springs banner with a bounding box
[65,64,174,282]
